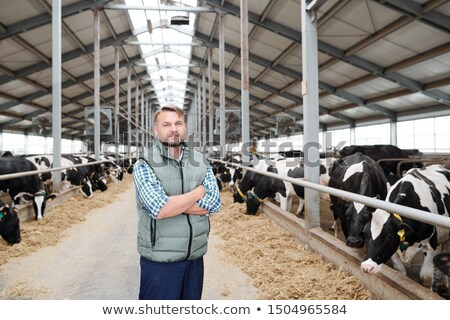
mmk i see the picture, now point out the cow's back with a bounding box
[0,157,43,196]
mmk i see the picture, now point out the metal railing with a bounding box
[0,157,135,182]
[212,158,450,230]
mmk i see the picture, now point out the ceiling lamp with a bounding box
[171,15,189,25]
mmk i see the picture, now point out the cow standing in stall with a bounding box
[0,157,56,220]
[337,144,422,178]
[361,165,450,288]
[328,152,388,248]
[216,154,243,189]
[245,158,333,215]
[232,157,273,204]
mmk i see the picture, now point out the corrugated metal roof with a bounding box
[0,0,448,141]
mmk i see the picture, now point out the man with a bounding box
[133,105,221,300]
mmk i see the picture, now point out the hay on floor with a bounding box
[210,191,372,300]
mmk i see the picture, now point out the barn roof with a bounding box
[0,0,448,140]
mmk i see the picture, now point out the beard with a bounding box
[161,133,183,147]
[161,141,183,147]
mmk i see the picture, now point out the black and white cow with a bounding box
[0,157,56,220]
[232,157,272,203]
[63,154,108,194]
[361,164,450,288]
[337,144,422,178]
[0,199,21,245]
[328,152,388,248]
[100,154,125,183]
[216,154,243,189]
[25,154,105,198]
[245,157,334,215]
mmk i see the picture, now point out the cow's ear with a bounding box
[397,221,413,233]
[46,194,57,201]
[21,193,34,201]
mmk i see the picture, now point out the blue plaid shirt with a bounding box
[133,158,221,219]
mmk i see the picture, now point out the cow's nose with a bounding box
[361,264,373,273]
[346,236,364,248]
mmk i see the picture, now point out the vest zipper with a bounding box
[179,161,193,260]
[150,218,156,247]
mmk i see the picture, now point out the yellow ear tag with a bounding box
[393,213,406,242]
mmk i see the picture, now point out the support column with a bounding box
[141,91,144,150]
[390,120,397,146]
[208,48,214,145]
[52,0,62,191]
[350,125,356,145]
[114,45,120,154]
[127,68,132,156]
[240,0,250,164]
[135,82,139,152]
[301,0,321,233]
[93,7,100,160]
[202,71,207,147]
[219,13,226,157]
[197,82,202,144]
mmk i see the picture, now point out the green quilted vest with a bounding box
[136,140,210,262]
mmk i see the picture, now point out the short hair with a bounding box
[153,105,185,125]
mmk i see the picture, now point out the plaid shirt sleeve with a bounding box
[197,166,222,215]
[133,159,169,219]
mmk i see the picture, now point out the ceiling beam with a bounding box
[0,0,112,41]
[372,0,450,34]
[205,0,450,106]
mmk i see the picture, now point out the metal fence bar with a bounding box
[0,157,135,181]
[211,159,450,230]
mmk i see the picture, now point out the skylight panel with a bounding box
[124,0,198,109]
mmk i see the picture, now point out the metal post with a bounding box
[127,68,132,156]
[52,0,62,191]
[301,0,321,233]
[390,121,397,146]
[202,71,207,147]
[145,98,149,148]
[148,98,153,143]
[350,125,356,145]
[240,0,250,164]
[197,82,201,144]
[114,45,120,153]
[135,81,139,153]
[208,48,214,145]
[141,90,144,149]
[219,13,226,158]
[93,7,100,160]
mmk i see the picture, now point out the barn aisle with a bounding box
[0,178,258,300]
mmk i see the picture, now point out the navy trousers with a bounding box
[139,256,204,300]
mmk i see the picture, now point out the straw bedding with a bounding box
[210,191,372,299]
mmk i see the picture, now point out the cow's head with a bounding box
[232,185,247,203]
[433,252,450,277]
[90,174,108,192]
[18,190,57,220]
[361,209,411,274]
[230,167,243,186]
[245,191,263,215]
[344,202,374,248]
[79,179,93,198]
[0,202,21,245]
[219,165,232,184]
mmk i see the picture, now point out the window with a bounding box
[2,133,26,154]
[355,123,390,145]
[397,116,450,153]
